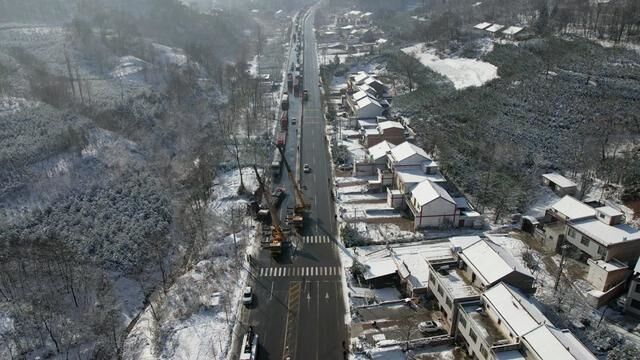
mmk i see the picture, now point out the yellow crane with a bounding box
[252,165,285,257]
[276,146,308,231]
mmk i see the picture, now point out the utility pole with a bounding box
[554,243,569,293]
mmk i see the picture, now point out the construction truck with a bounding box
[281,94,289,111]
[287,73,293,90]
[276,146,307,231]
[252,166,287,257]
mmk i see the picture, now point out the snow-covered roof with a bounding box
[358,119,378,129]
[389,141,430,163]
[450,236,483,251]
[363,258,397,280]
[363,128,379,136]
[436,266,480,299]
[570,218,640,246]
[474,22,492,30]
[483,283,547,336]
[503,26,524,35]
[378,121,403,131]
[368,140,395,160]
[486,24,505,33]
[397,254,431,289]
[595,206,623,217]
[396,169,445,186]
[361,12,373,17]
[542,173,577,189]
[352,71,370,85]
[634,259,640,274]
[551,196,597,220]
[346,10,362,16]
[356,96,382,110]
[341,25,354,30]
[352,90,372,102]
[376,38,388,45]
[411,180,455,207]
[459,239,532,285]
[522,324,597,360]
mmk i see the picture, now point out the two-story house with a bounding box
[540,196,640,262]
[407,180,457,229]
[456,283,596,360]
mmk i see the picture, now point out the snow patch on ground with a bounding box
[401,43,499,89]
[111,274,145,324]
[111,56,149,79]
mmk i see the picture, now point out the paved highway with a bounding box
[242,7,347,360]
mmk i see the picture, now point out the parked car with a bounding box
[291,117,297,124]
[303,164,311,173]
[242,287,253,305]
[418,320,441,334]
[337,163,353,171]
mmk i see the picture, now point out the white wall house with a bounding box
[456,239,535,292]
[456,283,596,360]
[408,180,457,229]
[386,141,432,170]
[353,96,384,119]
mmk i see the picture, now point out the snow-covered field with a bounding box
[401,43,499,90]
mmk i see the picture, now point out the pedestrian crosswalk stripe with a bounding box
[258,266,342,278]
[302,235,331,244]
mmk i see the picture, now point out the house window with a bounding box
[567,227,576,238]
[446,297,452,308]
[480,344,489,358]
[635,283,640,294]
[497,318,502,325]
[469,328,477,343]
[459,315,467,328]
[597,246,606,256]
[429,273,436,284]
[437,284,444,296]
[580,236,590,247]
[599,213,606,219]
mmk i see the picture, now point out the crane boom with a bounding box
[276,145,307,210]
[252,165,282,234]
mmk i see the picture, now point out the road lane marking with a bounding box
[269,281,274,300]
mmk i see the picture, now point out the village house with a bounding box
[406,180,458,229]
[456,283,596,360]
[538,196,640,262]
[542,173,577,197]
[353,140,395,176]
[454,239,535,292]
[584,258,629,307]
[361,121,404,147]
[428,260,481,335]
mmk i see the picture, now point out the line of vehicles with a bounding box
[239,12,312,360]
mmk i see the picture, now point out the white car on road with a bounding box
[242,287,253,305]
